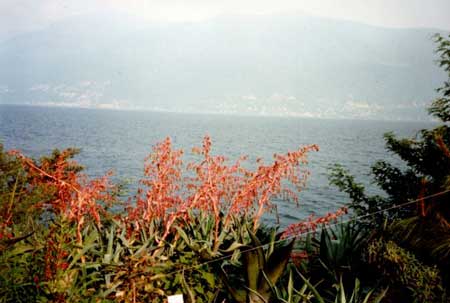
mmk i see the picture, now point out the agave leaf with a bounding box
[69,236,98,269]
[267,229,277,258]
[134,240,150,256]
[7,243,35,256]
[104,226,115,264]
[100,281,123,298]
[295,269,325,303]
[247,286,269,303]
[320,229,330,260]
[107,225,115,258]
[287,269,293,303]
[247,229,265,271]
[218,267,247,303]
[248,227,263,246]
[217,227,228,245]
[113,244,123,264]
[338,275,346,303]
[349,278,360,303]
[258,270,278,302]
[296,282,309,296]
[180,270,195,303]
[175,226,191,246]
[221,241,245,253]
[200,215,213,236]
[272,279,285,301]
[277,297,289,303]
[261,239,294,287]
[244,248,262,291]
[118,233,133,250]
[103,238,113,264]
[361,289,374,303]
[79,274,103,292]
[370,287,389,303]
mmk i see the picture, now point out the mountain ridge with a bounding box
[0,12,448,120]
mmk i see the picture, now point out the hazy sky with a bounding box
[1,0,450,39]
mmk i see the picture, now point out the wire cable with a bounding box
[160,188,450,277]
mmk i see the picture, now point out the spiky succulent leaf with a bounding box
[219,267,247,303]
[244,247,263,291]
[263,239,295,284]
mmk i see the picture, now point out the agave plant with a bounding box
[174,210,247,262]
[294,267,387,303]
[318,221,367,281]
[220,227,295,303]
[271,266,316,303]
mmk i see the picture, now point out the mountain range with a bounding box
[0,12,447,120]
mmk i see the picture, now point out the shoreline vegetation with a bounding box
[1,34,450,302]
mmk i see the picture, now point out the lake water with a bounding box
[0,105,436,226]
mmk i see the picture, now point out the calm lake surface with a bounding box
[0,105,436,226]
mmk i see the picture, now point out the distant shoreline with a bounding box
[0,103,439,124]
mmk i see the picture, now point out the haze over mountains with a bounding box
[0,12,447,120]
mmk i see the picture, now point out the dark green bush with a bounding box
[367,238,443,302]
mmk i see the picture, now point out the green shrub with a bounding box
[367,238,443,302]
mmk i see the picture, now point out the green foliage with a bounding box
[0,239,41,302]
[272,267,316,303]
[220,228,295,303]
[329,34,450,224]
[289,222,371,303]
[80,215,231,302]
[389,215,450,286]
[329,33,450,300]
[0,138,324,302]
[329,128,450,222]
[0,144,23,196]
[318,222,367,282]
[0,144,39,236]
[175,210,247,261]
[328,277,387,303]
[429,34,450,122]
[0,145,85,302]
[367,238,443,302]
[277,266,387,303]
[328,164,388,225]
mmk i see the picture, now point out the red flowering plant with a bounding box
[126,136,322,242]
[0,137,351,302]
[282,207,348,240]
[125,136,349,261]
[283,208,348,268]
[9,149,115,243]
[1,148,117,300]
[126,137,183,238]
